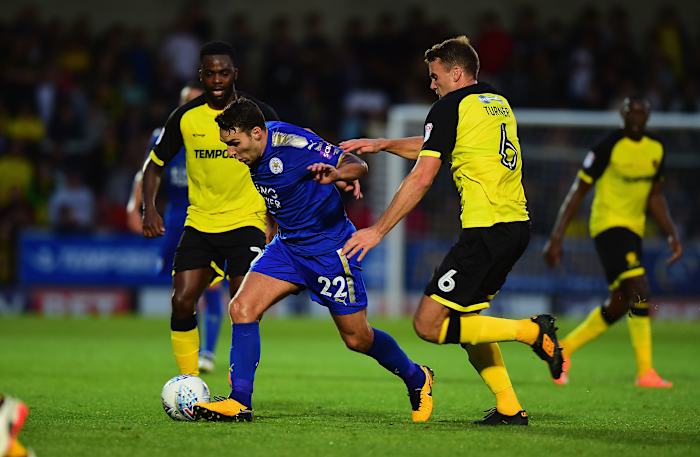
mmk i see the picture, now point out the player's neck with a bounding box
[450,79,478,94]
[624,128,644,141]
[206,92,237,111]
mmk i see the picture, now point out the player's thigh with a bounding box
[479,221,529,297]
[620,274,651,309]
[413,294,451,341]
[298,249,368,316]
[593,227,645,290]
[215,226,266,282]
[172,268,214,316]
[231,272,301,322]
[423,228,496,315]
[173,226,220,283]
[234,237,305,322]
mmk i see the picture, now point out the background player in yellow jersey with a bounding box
[341,36,563,425]
[142,41,278,377]
[543,97,683,388]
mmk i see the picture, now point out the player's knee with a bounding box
[413,317,441,344]
[342,332,373,353]
[229,296,257,323]
[623,279,651,317]
[171,292,196,319]
[600,305,625,324]
[627,289,651,317]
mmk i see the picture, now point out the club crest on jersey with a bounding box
[269,157,284,174]
[424,123,433,142]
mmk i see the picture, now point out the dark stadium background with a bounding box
[1,0,699,318]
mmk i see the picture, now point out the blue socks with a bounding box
[229,322,260,408]
[201,288,222,355]
[365,328,425,391]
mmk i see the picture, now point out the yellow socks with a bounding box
[441,314,538,345]
[171,328,200,376]
[560,307,609,357]
[627,314,653,376]
[464,343,522,415]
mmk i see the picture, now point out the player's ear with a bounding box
[197,67,203,82]
[251,127,262,140]
[233,67,239,81]
[452,66,462,82]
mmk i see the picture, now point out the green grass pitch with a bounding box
[1,316,698,456]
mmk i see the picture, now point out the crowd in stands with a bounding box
[1,3,699,283]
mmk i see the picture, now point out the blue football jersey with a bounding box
[249,121,356,255]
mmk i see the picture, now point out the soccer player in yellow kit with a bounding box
[342,36,563,425]
[142,41,278,376]
[543,97,683,388]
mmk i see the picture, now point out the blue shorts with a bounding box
[250,237,368,315]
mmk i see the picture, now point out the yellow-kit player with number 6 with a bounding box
[341,36,563,425]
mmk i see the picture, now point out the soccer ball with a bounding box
[161,375,210,421]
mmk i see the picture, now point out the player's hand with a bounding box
[342,226,383,261]
[335,179,364,200]
[543,238,563,268]
[308,163,339,184]
[666,235,683,265]
[339,138,386,155]
[142,208,165,238]
[126,208,143,234]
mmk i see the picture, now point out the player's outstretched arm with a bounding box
[141,159,165,238]
[126,170,144,234]
[647,181,683,264]
[340,136,424,160]
[308,153,368,185]
[543,176,592,267]
[342,156,441,261]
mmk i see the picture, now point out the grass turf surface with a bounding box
[1,316,698,456]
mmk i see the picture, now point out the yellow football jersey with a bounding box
[578,130,665,238]
[418,83,529,228]
[150,94,277,233]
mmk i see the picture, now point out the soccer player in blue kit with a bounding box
[127,83,224,373]
[193,97,434,423]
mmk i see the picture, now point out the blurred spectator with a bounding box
[160,15,201,85]
[48,170,95,232]
[260,16,301,121]
[0,2,696,288]
[0,141,33,207]
[473,11,513,85]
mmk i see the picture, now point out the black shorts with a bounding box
[593,227,645,290]
[173,226,266,280]
[424,221,529,313]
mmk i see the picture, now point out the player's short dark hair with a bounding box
[216,97,266,133]
[622,96,650,111]
[424,36,480,78]
[200,41,236,63]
